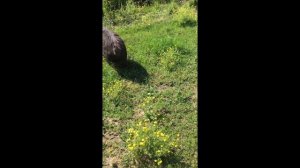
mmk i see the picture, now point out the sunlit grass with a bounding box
[102,1,197,167]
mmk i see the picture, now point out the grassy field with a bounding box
[102,1,197,167]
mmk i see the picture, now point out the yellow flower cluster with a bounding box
[127,140,147,151]
[175,4,197,22]
[127,128,134,133]
[127,128,139,137]
[127,126,148,149]
[142,126,148,132]
[154,130,169,142]
[104,80,124,97]
[140,96,155,107]
[170,141,178,148]
[127,143,136,151]
[139,138,145,146]
[154,158,163,166]
[125,119,181,167]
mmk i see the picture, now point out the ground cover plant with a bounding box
[102,1,197,167]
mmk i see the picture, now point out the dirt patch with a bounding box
[102,118,122,168]
[103,132,122,146]
[191,86,197,108]
[103,131,123,168]
[133,108,144,119]
[157,84,171,92]
[105,118,121,126]
[103,156,122,168]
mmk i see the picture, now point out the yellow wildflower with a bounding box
[128,144,134,150]
[157,159,162,165]
[142,127,148,132]
[127,128,134,133]
[128,146,134,151]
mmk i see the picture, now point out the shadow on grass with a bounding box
[134,153,191,168]
[176,46,192,55]
[180,19,197,27]
[132,154,191,168]
[161,153,192,168]
[114,59,149,84]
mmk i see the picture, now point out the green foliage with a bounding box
[103,0,173,12]
[159,47,182,72]
[103,0,128,11]
[102,1,197,167]
[122,119,181,167]
[174,3,197,26]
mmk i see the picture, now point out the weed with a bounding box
[102,1,197,167]
[122,119,181,167]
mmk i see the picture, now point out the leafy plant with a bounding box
[174,3,197,26]
[102,1,197,167]
[123,119,181,167]
[103,0,128,11]
[159,47,182,72]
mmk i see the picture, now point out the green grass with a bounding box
[103,1,197,167]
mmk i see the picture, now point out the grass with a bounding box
[102,1,197,167]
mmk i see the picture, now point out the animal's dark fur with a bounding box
[102,27,127,67]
